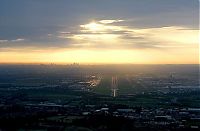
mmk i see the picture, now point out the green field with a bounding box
[93,75,111,96]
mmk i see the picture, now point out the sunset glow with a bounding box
[0,0,198,64]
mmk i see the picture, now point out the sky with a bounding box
[0,0,199,64]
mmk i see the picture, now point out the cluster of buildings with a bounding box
[80,105,200,129]
[9,102,197,130]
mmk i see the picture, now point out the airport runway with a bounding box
[111,76,118,97]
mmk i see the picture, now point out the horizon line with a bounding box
[0,62,199,66]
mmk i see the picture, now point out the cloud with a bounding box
[59,32,71,34]
[1,18,197,51]
[0,40,8,43]
[58,20,198,50]
[11,38,25,42]
[99,19,124,24]
[47,34,53,37]
[0,38,25,43]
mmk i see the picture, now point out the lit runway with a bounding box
[111,76,118,97]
